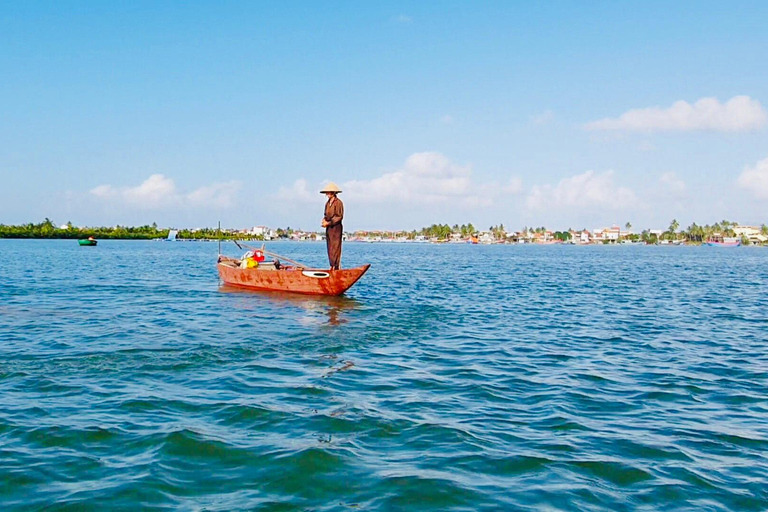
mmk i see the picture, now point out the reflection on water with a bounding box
[218,285,362,326]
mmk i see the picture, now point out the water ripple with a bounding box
[1,240,767,509]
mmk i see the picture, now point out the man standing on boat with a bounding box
[321,182,344,270]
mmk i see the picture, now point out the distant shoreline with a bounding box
[2,219,767,245]
[3,237,766,247]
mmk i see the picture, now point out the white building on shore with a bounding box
[733,225,767,243]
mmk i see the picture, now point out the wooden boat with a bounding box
[706,237,741,247]
[217,256,370,296]
[706,240,741,247]
[78,239,97,246]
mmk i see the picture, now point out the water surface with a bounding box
[1,240,767,510]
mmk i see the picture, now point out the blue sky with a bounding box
[1,1,767,231]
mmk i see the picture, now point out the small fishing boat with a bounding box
[217,243,370,296]
[78,238,97,246]
[705,237,741,247]
[218,258,369,296]
[705,240,741,247]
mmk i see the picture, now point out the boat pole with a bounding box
[217,221,221,256]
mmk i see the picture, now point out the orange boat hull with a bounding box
[217,263,370,296]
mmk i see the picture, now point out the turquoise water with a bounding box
[1,240,767,510]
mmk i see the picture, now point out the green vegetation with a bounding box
[176,228,226,240]
[419,224,453,239]
[354,223,480,240]
[421,223,478,239]
[680,220,737,243]
[0,219,260,240]
[3,218,766,244]
[0,219,169,239]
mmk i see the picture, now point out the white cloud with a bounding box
[277,178,314,203]
[440,115,455,125]
[503,177,523,194]
[530,109,554,125]
[637,140,656,152]
[737,157,768,199]
[584,95,767,132]
[659,172,686,194]
[123,174,178,208]
[186,181,240,208]
[276,152,523,210]
[395,14,413,23]
[526,170,638,210]
[90,184,115,198]
[89,174,240,209]
[342,152,488,206]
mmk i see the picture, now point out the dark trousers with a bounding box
[326,224,342,269]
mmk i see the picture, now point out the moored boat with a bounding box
[705,240,741,247]
[217,256,370,296]
[705,237,741,247]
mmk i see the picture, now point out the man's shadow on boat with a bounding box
[218,285,362,326]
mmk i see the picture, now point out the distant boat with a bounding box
[78,238,97,246]
[706,237,741,247]
[218,256,370,296]
[166,229,178,241]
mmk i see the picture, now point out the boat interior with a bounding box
[218,256,297,271]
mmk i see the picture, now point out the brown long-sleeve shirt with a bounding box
[324,197,343,269]
[324,197,344,227]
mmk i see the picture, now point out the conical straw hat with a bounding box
[320,182,342,193]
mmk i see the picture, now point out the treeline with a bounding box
[647,219,764,242]
[4,218,767,243]
[419,219,768,243]
[421,223,478,238]
[0,220,309,241]
[0,219,169,239]
[0,219,255,240]
[353,223,481,240]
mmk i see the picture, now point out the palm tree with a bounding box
[702,224,714,242]
[667,219,679,240]
[687,222,706,243]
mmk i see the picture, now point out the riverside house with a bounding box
[478,231,495,244]
[570,230,591,244]
[733,225,767,244]
[592,226,621,243]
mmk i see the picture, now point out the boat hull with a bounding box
[217,262,370,296]
[705,241,741,247]
[78,240,97,246]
